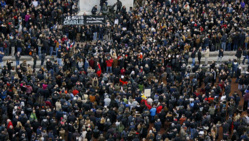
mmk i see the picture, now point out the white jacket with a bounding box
[205,49,210,57]
[55,101,61,111]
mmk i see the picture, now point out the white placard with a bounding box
[144,89,151,97]
[114,19,119,25]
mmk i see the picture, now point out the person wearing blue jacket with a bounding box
[0,90,7,100]
[0,51,4,68]
[231,59,239,78]
[150,106,157,122]
[84,57,89,72]
[0,0,6,8]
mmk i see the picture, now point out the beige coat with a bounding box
[59,129,65,140]
[55,101,61,111]
[205,49,210,58]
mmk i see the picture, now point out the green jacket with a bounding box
[30,113,37,121]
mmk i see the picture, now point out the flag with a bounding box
[66,41,75,50]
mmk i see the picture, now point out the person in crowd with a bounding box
[236,48,243,64]
[100,0,106,10]
[92,5,98,15]
[0,0,248,141]
[116,0,122,12]
[106,56,113,73]
[217,48,224,64]
[243,49,249,65]
[15,51,20,66]
[221,33,227,51]
[191,47,196,67]
[0,51,4,68]
[198,47,202,65]
[101,3,108,15]
[204,47,210,65]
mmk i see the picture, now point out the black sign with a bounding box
[63,16,84,25]
[84,16,105,25]
[63,16,105,25]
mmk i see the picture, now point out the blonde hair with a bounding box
[100,117,105,124]
[16,121,22,128]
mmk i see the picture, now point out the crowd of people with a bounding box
[0,0,249,140]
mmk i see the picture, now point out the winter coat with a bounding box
[205,49,210,57]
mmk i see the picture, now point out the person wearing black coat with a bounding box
[222,121,230,134]
[7,126,14,140]
[233,32,239,50]
[31,118,39,131]
[217,48,223,64]
[221,33,227,51]
[183,51,189,65]
[116,0,122,12]
[0,131,7,141]
[40,52,46,66]
[242,49,249,64]
[43,37,50,55]
[236,48,242,64]
[46,59,53,71]
[93,126,100,139]
[198,69,204,87]
[224,82,231,98]
[191,47,196,67]
[235,67,241,83]
[86,129,93,140]
[91,5,97,15]
[98,24,105,41]
[198,48,202,65]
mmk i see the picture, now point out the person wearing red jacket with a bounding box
[204,96,214,103]
[120,67,125,75]
[89,57,95,69]
[96,62,102,77]
[72,89,79,96]
[119,75,128,85]
[141,99,152,110]
[156,105,163,114]
[7,119,13,129]
[106,57,113,73]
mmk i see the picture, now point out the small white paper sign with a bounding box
[114,19,119,25]
[144,89,151,97]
